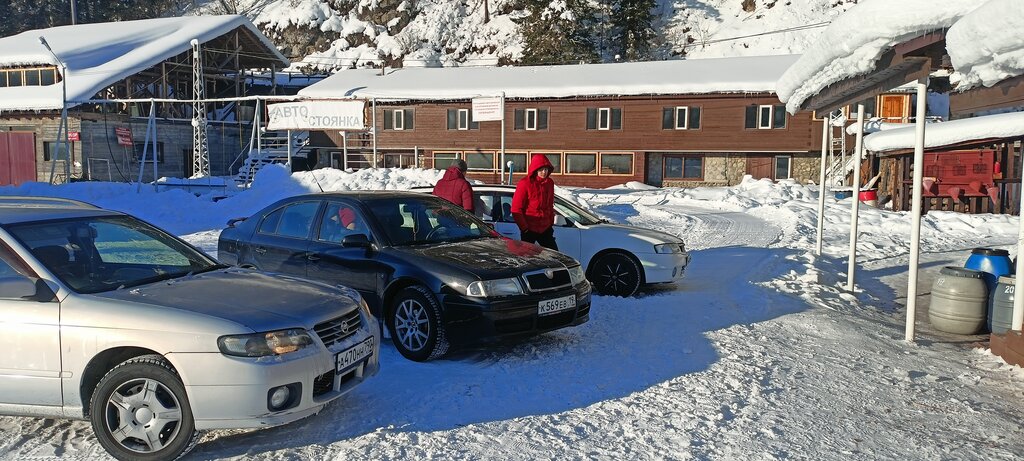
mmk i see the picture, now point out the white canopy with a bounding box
[864,111,1024,153]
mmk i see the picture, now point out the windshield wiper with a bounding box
[117,271,192,290]
[192,263,230,274]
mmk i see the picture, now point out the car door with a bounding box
[551,198,582,260]
[246,200,320,276]
[474,191,520,239]
[0,241,62,407]
[306,200,385,309]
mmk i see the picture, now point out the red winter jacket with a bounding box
[512,155,555,234]
[432,166,474,211]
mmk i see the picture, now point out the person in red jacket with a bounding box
[432,159,473,211]
[512,154,557,250]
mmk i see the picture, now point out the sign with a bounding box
[267,101,365,131]
[114,127,133,147]
[472,97,504,121]
[67,131,80,142]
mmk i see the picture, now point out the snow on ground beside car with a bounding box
[2,170,1024,459]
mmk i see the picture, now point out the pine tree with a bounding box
[517,0,599,65]
[609,0,657,61]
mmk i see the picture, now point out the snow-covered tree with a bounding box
[609,0,657,61]
[517,0,599,65]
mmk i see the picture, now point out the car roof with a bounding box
[410,184,515,191]
[290,190,453,201]
[0,196,120,225]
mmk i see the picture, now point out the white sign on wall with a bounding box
[267,100,366,130]
[472,97,504,121]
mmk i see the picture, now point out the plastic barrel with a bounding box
[929,266,987,335]
[858,189,878,206]
[990,275,1016,335]
[964,247,1013,294]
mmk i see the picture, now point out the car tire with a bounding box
[387,286,449,361]
[89,355,200,461]
[588,252,643,297]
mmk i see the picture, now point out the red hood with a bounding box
[527,154,554,177]
[441,166,467,181]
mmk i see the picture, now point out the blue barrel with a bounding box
[990,275,1016,334]
[964,248,1013,294]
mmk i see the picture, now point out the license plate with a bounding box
[336,337,374,374]
[538,295,576,316]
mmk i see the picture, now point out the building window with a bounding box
[0,67,58,88]
[503,153,528,173]
[600,153,633,175]
[540,153,562,174]
[514,108,548,131]
[566,153,597,174]
[432,152,460,169]
[133,142,165,163]
[662,106,701,130]
[586,108,622,130]
[775,155,792,179]
[384,108,414,130]
[447,109,479,130]
[745,104,787,129]
[465,152,495,171]
[43,141,71,161]
[664,155,703,180]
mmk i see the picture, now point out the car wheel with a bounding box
[89,355,200,461]
[589,252,643,297]
[387,286,449,361]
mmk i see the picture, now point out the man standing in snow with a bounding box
[432,159,474,211]
[511,154,558,250]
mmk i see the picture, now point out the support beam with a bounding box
[906,79,928,342]
[846,104,866,290]
[816,117,828,255]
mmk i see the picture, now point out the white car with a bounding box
[417,185,690,297]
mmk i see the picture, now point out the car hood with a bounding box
[93,268,358,332]
[392,237,578,279]
[589,222,684,245]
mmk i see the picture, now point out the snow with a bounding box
[863,111,1024,153]
[776,0,981,114]
[0,15,287,112]
[947,0,1024,90]
[2,169,1024,459]
[298,55,799,100]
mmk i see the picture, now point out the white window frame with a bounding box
[458,109,470,130]
[674,106,689,130]
[758,105,773,130]
[393,109,405,131]
[525,108,538,131]
[598,108,611,130]
[775,155,792,179]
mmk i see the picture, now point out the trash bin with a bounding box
[964,247,1013,294]
[833,188,853,199]
[929,266,987,335]
[858,189,878,206]
[990,275,1015,335]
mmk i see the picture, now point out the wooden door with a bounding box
[0,132,37,186]
[880,95,907,122]
[746,155,774,180]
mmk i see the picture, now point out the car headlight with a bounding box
[568,265,586,285]
[466,277,524,297]
[218,329,313,357]
[654,243,683,254]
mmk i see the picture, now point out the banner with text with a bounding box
[267,100,366,130]
[472,97,504,121]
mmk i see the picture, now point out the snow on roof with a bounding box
[863,111,1024,153]
[776,0,981,115]
[0,15,287,113]
[298,55,800,101]
[947,0,1024,90]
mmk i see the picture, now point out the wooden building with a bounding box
[298,56,830,188]
[0,15,288,186]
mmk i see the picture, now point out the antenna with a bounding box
[310,170,325,193]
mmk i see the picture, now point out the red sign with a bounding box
[114,127,133,147]
[67,131,80,142]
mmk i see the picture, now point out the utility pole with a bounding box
[39,36,71,184]
[71,0,77,25]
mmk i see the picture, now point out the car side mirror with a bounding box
[554,215,568,227]
[341,233,371,248]
[0,276,41,300]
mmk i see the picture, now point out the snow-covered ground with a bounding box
[2,167,1023,459]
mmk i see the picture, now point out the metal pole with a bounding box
[905,78,928,342]
[372,98,378,168]
[150,101,158,190]
[39,37,70,184]
[500,92,506,184]
[846,104,865,291]
[286,129,292,167]
[70,0,77,24]
[1012,162,1024,332]
[816,117,828,255]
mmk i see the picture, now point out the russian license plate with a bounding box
[538,295,576,316]
[336,337,374,374]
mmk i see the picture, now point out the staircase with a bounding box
[234,131,311,185]
[825,112,853,187]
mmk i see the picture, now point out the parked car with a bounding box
[218,192,591,362]
[416,185,691,297]
[0,196,379,461]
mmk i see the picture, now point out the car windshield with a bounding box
[366,196,495,246]
[7,215,221,294]
[554,197,604,225]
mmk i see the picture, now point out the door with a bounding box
[0,132,38,186]
[550,198,582,260]
[246,201,320,275]
[746,155,774,180]
[880,95,907,123]
[306,201,384,309]
[473,191,581,259]
[0,244,62,406]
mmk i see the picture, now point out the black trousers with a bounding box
[521,227,558,251]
